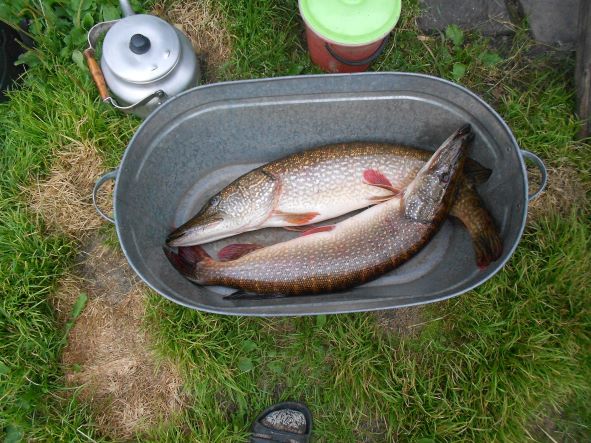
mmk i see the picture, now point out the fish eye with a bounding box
[440,172,450,183]
[208,195,220,206]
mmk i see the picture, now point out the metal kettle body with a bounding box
[85,0,199,118]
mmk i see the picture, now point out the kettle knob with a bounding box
[129,33,151,54]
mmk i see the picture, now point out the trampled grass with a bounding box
[1,0,590,441]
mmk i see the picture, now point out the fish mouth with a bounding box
[166,216,224,247]
[456,123,472,137]
[429,124,473,168]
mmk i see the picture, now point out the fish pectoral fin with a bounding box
[163,246,194,276]
[299,225,335,236]
[178,244,212,263]
[272,210,320,225]
[363,169,401,195]
[163,245,213,277]
[223,290,287,300]
[218,243,263,261]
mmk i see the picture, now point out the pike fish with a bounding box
[165,125,473,297]
[167,136,502,267]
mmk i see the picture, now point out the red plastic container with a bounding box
[304,25,389,73]
[299,0,401,73]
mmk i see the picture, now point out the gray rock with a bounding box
[519,0,579,49]
[418,0,513,36]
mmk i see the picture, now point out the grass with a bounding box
[1,0,590,441]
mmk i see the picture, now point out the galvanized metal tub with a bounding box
[94,73,546,316]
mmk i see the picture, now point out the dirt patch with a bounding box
[28,137,185,439]
[76,235,140,305]
[527,165,589,223]
[153,0,232,82]
[62,286,184,439]
[372,306,425,337]
[28,138,112,239]
[51,231,185,440]
[355,416,389,443]
[51,274,87,326]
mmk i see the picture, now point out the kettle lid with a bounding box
[102,14,181,83]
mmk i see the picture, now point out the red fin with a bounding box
[272,210,319,225]
[218,243,263,261]
[300,225,335,236]
[163,247,195,276]
[363,169,400,194]
[283,225,311,232]
[178,245,211,263]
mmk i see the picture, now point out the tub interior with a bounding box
[114,74,525,315]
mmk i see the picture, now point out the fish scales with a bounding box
[265,144,426,219]
[167,125,475,296]
[195,198,435,295]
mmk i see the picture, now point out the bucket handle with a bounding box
[324,34,390,67]
[93,169,118,224]
[521,150,547,202]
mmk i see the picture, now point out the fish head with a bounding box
[403,124,474,223]
[167,170,279,246]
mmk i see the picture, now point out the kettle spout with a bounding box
[119,0,135,17]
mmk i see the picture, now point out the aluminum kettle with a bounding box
[84,0,200,118]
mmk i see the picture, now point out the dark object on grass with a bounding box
[576,0,591,138]
[417,0,513,36]
[250,402,312,443]
[518,0,579,49]
[0,21,25,101]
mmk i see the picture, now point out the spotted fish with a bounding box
[167,133,501,266]
[165,125,474,297]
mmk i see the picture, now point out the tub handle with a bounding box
[93,169,118,224]
[324,34,390,66]
[521,150,547,202]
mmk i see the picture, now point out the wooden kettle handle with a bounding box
[83,48,109,101]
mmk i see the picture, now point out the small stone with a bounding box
[261,409,307,434]
[418,0,513,36]
[518,0,579,49]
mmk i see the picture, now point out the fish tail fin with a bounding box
[450,184,503,269]
[472,225,503,269]
[163,245,212,279]
[463,158,492,184]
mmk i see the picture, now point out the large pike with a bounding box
[165,125,473,297]
[167,136,501,267]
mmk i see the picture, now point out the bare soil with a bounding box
[28,136,185,440]
[372,306,425,337]
[28,138,111,238]
[62,284,184,439]
[527,164,589,222]
[153,0,233,82]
